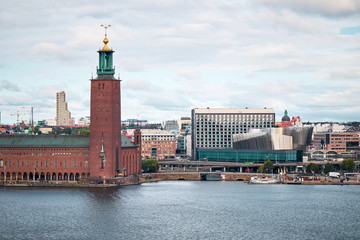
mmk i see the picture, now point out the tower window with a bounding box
[98,83,100,89]
[103,83,104,89]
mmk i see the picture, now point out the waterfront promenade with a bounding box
[3,172,359,187]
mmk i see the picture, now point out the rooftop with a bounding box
[0,135,138,148]
[193,108,274,114]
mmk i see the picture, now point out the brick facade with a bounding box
[0,36,141,182]
[89,77,122,178]
[0,146,90,182]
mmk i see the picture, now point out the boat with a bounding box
[249,176,279,184]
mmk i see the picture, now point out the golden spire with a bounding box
[100,24,111,51]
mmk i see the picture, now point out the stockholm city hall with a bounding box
[0,30,142,183]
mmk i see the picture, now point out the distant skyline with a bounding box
[1,0,359,124]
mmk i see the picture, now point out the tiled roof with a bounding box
[0,134,138,148]
[121,135,138,148]
[0,135,90,148]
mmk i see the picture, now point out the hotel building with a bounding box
[191,108,275,159]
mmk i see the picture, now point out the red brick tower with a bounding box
[134,125,142,174]
[89,29,121,179]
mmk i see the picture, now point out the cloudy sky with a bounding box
[0,0,359,124]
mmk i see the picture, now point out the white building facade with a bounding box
[191,108,275,159]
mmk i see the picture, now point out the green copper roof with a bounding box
[0,135,90,148]
[0,135,138,148]
[121,135,138,148]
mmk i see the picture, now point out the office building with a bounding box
[312,132,360,153]
[122,119,148,127]
[78,116,90,126]
[141,130,176,159]
[164,120,179,131]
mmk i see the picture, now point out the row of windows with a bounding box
[196,123,273,127]
[0,152,89,156]
[196,114,274,119]
[98,83,105,89]
[142,136,175,141]
[0,160,88,170]
[142,151,174,154]
[142,141,175,145]
[196,119,273,123]
[143,144,174,148]
[0,148,89,152]
[142,148,173,151]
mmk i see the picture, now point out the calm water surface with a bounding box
[0,181,359,240]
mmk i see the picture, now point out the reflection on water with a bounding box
[0,182,360,240]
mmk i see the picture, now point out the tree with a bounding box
[142,158,158,173]
[79,130,90,135]
[341,159,355,172]
[306,163,319,173]
[258,160,274,173]
[34,126,40,134]
[64,127,72,135]
[324,163,335,174]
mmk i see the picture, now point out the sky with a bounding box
[0,0,359,125]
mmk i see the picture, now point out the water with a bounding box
[0,182,359,240]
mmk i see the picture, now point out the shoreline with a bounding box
[1,178,360,188]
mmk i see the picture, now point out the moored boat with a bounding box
[249,176,279,184]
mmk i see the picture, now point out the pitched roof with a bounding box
[0,135,90,148]
[0,134,138,148]
[121,135,139,148]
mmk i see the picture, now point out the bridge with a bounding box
[309,150,357,159]
[159,160,300,173]
[158,160,360,173]
[151,172,271,181]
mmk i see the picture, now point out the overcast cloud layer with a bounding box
[0,0,359,124]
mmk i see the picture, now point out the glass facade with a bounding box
[191,108,275,159]
[197,149,302,163]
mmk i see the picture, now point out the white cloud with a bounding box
[0,0,359,124]
[32,43,83,61]
[255,0,360,17]
[176,69,202,80]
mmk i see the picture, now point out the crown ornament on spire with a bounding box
[100,24,111,51]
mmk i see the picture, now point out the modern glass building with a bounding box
[191,108,275,159]
[197,149,302,163]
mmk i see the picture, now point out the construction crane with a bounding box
[21,106,37,126]
[10,111,30,125]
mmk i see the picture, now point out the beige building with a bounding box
[141,130,176,159]
[56,91,74,126]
